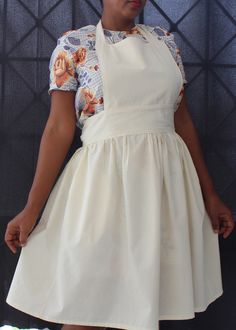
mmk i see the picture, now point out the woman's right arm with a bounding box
[5,90,77,253]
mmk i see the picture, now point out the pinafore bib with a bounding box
[81,19,182,145]
[6,19,223,330]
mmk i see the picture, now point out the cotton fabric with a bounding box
[6,19,223,330]
[47,23,187,129]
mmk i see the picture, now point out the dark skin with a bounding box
[175,94,235,237]
[101,0,235,238]
[4,0,148,258]
[5,1,234,251]
[4,1,234,322]
[102,0,235,238]
[101,0,147,30]
[5,0,235,250]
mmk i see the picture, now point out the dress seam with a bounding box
[82,130,175,147]
[6,289,223,329]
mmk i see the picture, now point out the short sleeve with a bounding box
[166,32,188,85]
[151,26,188,85]
[48,33,79,95]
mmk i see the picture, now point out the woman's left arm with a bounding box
[174,92,235,238]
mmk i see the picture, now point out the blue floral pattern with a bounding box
[48,24,187,129]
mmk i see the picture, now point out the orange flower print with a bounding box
[72,47,87,66]
[157,27,171,37]
[89,64,99,71]
[176,86,184,110]
[125,27,141,36]
[98,97,103,104]
[179,86,184,97]
[81,88,99,115]
[53,51,76,88]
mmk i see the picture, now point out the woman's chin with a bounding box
[122,10,142,20]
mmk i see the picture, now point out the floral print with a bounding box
[48,24,187,130]
[81,87,103,115]
[72,47,87,66]
[51,50,77,88]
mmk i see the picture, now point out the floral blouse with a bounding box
[48,24,188,130]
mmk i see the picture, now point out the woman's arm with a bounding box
[26,91,77,214]
[5,91,77,253]
[174,92,235,238]
[174,93,215,200]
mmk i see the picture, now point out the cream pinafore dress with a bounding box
[6,19,223,330]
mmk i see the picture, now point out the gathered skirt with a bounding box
[6,124,223,330]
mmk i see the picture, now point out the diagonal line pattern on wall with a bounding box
[1,0,236,214]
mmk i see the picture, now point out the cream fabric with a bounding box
[6,19,223,330]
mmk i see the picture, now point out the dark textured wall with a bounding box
[0,1,235,329]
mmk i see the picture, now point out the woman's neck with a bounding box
[101,15,136,31]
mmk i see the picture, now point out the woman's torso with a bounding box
[48,24,187,129]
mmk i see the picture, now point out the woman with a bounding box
[5,1,235,330]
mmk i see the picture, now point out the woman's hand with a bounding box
[204,193,235,238]
[4,207,39,254]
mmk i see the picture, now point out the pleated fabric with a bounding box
[6,129,223,329]
[6,19,223,330]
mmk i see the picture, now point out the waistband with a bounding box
[80,105,175,146]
